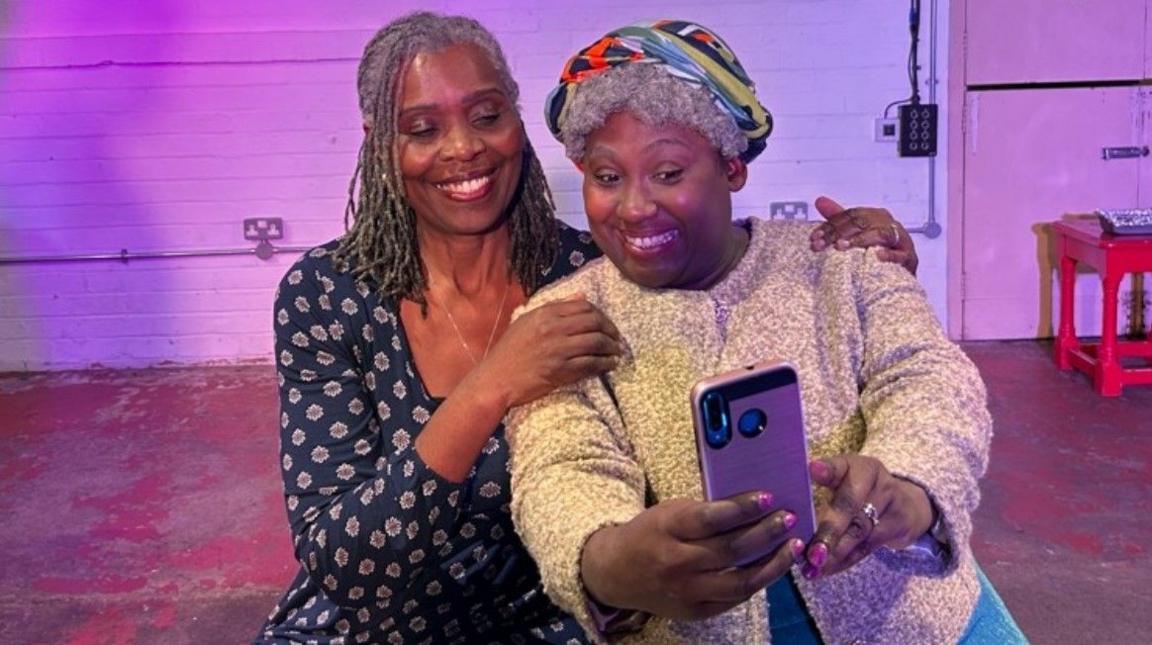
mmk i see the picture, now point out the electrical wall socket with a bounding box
[769,201,809,220]
[243,217,284,241]
[874,117,899,143]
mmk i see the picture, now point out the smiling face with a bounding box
[581,111,749,290]
[395,43,525,238]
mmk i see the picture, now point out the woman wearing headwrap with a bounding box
[508,19,1025,644]
[258,12,926,643]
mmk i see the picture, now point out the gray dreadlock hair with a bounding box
[334,12,559,307]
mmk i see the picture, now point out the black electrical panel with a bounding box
[898,104,937,157]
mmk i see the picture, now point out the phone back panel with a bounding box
[691,362,816,553]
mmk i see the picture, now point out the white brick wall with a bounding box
[0,0,949,371]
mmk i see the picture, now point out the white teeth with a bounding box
[625,230,677,249]
[437,175,491,196]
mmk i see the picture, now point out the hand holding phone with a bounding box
[692,361,816,565]
[579,492,804,620]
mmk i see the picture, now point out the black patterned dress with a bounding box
[257,223,600,644]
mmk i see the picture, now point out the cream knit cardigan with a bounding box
[508,219,990,645]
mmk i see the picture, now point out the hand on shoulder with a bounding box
[480,293,624,409]
[809,196,919,276]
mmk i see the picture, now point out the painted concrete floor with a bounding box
[0,341,1149,644]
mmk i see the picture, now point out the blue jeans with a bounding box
[958,565,1028,644]
[766,563,1027,644]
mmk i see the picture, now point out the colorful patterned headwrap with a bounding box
[545,19,772,162]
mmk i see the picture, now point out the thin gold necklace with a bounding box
[434,279,511,366]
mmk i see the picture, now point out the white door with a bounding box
[961,87,1143,339]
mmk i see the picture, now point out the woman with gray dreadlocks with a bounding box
[257,11,919,643]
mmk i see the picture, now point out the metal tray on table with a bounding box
[1096,208,1152,235]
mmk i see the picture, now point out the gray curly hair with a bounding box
[335,12,559,307]
[557,63,748,162]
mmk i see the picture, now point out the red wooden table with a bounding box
[1051,219,1152,396]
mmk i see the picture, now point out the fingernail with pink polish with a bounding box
[808,543,828,568]
[802,563,820,580]
[809,460,829,480]
[790,539,805,560]
[758,492,774,511]
[782,513,797,530]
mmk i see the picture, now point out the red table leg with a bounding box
[1097,273,1123,396]
[1055,255,1078,370]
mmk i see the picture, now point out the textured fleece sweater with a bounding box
[507,218,991,645]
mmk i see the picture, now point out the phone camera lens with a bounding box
[737,409,767,438]
[702,392,730,449]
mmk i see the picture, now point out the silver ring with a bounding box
[889,223,901,247]
[861,502,880,527]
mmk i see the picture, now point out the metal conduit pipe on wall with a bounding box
[0,243,318,265]
[908,0,943,239]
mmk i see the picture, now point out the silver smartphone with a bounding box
[691,361,816,563]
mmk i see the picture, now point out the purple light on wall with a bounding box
[1,1,190,368]
[1,1,366,369]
